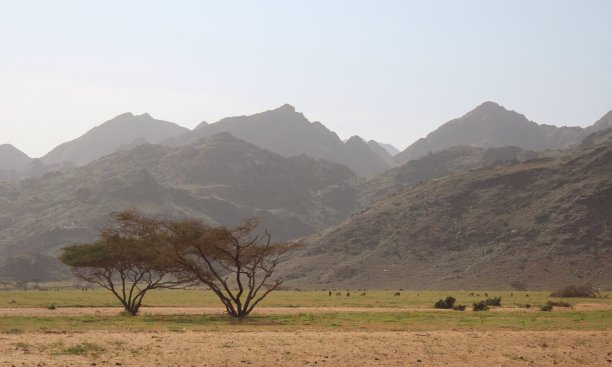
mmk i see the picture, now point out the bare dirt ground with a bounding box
[0,330,610,366]
[0,303,609,317]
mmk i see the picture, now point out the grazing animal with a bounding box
[469,293,474,296]
[346,292,350,297]
[328,291,332,297]
[394,292,400,296]
[485,293,489,297]
[526,294,530,297]
[361,293,366,296]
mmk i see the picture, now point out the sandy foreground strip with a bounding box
[0,303,609,317]
[0,330,611,367]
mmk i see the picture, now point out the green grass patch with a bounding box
[58,342,105,357]
[1,290,610,309]
[0,310,610,333]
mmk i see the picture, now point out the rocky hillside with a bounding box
[42,112,188,166]
[359,145,539,206]
[394,102,609,165]
[0,133,360,281]
[165,104,391,177]
[280,129,612,290]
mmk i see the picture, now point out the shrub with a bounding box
[47,304,56,310]
[540,304,553,311]
[546,300,571,307]
[523,304,532,309]
[550,285,600,298]
[434,296,456,309]
[484,297,502,306]
[473,301,489,311]
[453,304,466,311]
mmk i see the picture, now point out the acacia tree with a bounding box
[164,218,300,319]
[59,211,194,315]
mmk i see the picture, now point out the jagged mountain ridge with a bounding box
[164,104,391,177]
[280,129,612,290]
[42,112,189,166]
[394,101,609,165]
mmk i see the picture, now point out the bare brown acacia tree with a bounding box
[59,211,194,315]
[165,218,299,319]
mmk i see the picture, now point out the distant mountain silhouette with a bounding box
[0,144,31,171]
[394,102,609,165]
[42,112,188,166]
[587,110,612,133]
[165,104,390,176]
[0,133,360,280]
[373,141,400,156]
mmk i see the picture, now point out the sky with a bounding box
[1,0,611,158]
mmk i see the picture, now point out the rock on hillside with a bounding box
[280,130,612,290]
[0,133,360,281]
[42,113,188,166]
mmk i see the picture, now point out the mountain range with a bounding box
[0,102,611,288]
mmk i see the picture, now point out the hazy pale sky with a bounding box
[1,0,611,157]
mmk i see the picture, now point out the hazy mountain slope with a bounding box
[359,145,539,206]
[588,110,612,133]
[375,141,400,156]
[280,130,612,290]
[366,140,396,167]
[394,102,587,165]
[0,144,31,171]
[42,113,188,166]
[165,104,390,176]
[0,133,360,281]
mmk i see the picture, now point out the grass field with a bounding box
[2,289,610,309]
[1,289,611,366]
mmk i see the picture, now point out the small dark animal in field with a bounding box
[394,292,400,296]
[346,292,350,297]
[328,291,332,297]
[361,293,366,296]
[469,293,474,296]
[484,293,488,297]
[526,294,530,297]
[336,292,341,296]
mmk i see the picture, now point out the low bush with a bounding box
[523,304,532,309]
[546,300,571,307]
[473,301,489,311]
[550,284,600,298]
[47,304,56,310]
[484,297,502,306]
[434,296,456,309]
[540,304,553,312]
[452,304,466,311]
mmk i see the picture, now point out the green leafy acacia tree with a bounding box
[59,211,194,315]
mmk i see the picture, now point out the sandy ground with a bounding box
[0,330,610,366]
[0,303,609,317]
